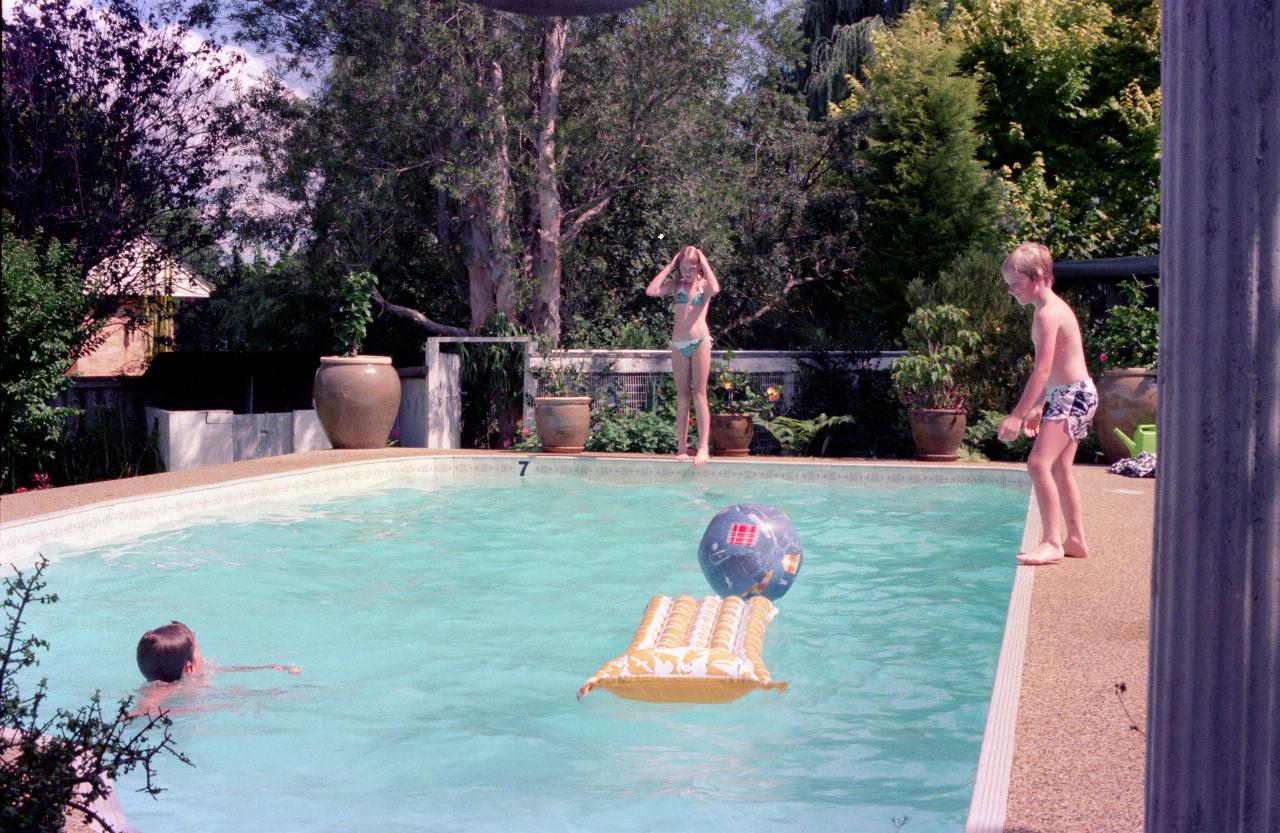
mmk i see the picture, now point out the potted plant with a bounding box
[1090,280,1159,462]
[312,271,402,449]
[531,347,591,454]
[890,305,980,462]
[706,353,781,457]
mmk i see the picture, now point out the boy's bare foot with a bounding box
[1017,542,1065,566]
[694,447,710,468]
[1063,535,1090,558]
[676,448,690,462]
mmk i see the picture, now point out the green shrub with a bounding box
[891,305,981,411]
[907,249,1034,416]
[1,215,97,491]
[1,558,189,832]
[1090,279,1159,370]
[585,407,679,454]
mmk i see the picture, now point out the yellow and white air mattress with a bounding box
[577,594,788,703]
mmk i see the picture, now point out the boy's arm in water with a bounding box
[220,664,302,675]
[998,309,1057,441]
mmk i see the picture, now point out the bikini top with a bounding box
[673,284,707,306]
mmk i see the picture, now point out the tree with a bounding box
[0,216,97,492]
[193,0,758,343]
[1,0,246,335]
[953,0,1160,257]
[794,0,912,119]
[838,4,1001,338]
[1,559,189,832]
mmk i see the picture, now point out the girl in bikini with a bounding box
[645,245,720,466]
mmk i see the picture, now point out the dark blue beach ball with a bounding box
[698,504,803,601]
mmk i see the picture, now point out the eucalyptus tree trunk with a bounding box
[530,17,567,342]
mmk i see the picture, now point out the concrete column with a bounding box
[1149,5,1279,832]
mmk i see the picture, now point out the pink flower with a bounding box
[521,427,530,436]
[502,438,512,448]
[1099,352,1109,364]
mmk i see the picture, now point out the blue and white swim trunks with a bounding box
[1042,378,1098,440]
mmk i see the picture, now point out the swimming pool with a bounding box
[14,461,1027,833]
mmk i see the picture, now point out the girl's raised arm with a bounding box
[645,251,681,297]
[698,249,721,296]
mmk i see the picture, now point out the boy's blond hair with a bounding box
[1003,242,1055,286]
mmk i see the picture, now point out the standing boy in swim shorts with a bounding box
[996,242,1098,566]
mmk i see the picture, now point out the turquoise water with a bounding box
[21,474,1025,833]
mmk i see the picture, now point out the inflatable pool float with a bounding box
[577,594,788,703]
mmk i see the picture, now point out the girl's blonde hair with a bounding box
[1003,242,1054,285]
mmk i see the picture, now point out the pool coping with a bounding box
[1,450,1104,832]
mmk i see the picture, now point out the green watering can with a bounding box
[1113,423,1157,456]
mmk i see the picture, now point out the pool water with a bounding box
[22,474,1025,833]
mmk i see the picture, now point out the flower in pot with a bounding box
[890,304,980,462]
[1090,279,1159,462]
[312,270,402,449]
[531,347,591,454]
[705,353,780,457]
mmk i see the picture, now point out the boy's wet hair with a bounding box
[1003,242,1055,286]
[137,621,196,682]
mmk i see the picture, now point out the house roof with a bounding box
[87,238,215,299]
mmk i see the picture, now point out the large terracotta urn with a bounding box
[1095,367,1158,463]
[709,413,754,457]
[909,409,967,462]
[313,356,402,449]
[534,396,590,453]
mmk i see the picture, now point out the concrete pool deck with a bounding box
[0,449,1153,832]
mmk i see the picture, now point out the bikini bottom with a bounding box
[669,337,708,358]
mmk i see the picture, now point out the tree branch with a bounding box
[371,286,468,336]
[717,276,826,338]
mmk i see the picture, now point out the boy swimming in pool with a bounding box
[996,242,1098,566]
[645,245,721,467]
[132,621,301,715]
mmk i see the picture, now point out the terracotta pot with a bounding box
[909,409,967,462]
[710,413,754,457]
[534,396,590,453]
[1095,368,1158,463]
[313,356,402,449]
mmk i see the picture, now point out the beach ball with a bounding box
[698,504,803,601]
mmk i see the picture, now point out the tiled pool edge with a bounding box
[0,452,1037,831]
[964,498,1039,833]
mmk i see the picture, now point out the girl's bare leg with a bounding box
[671,349,692,461]
[1053,439,1089,557]
[1018,420,1075,565]
[690,340,713,467]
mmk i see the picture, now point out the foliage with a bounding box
[585,406,679,455]
[840,5,1002,338]
[332,271,378,357]
[1,0,244,305]
[51,407,165,488]
[1090,279,1159,370]
[198,0,762,341]
[458,315,528,449]
[954,0,1160,258]
[1,218,98,491]
[795,0,911,119]
[707,353,782,417]
[1,558,190,832]
[173,249,334,355]
[890,304,980,411]
[963,409,1034,461]
[754,413,856,456]
[906,248,1033,415]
